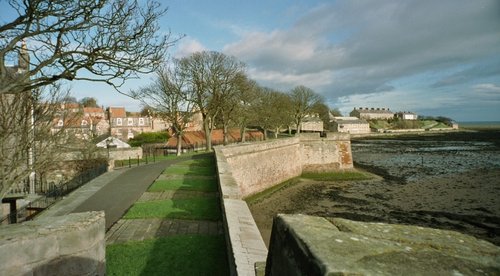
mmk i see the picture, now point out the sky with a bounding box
[2,0,500,121]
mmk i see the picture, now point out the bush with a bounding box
[128,132,169,147]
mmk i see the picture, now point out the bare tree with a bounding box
[179,51,245,150]
[133,60,194,156]
[290,85,323,134]
[234,79,260,142]
[217,73,254,145]
[252,87,293,139]
[0,85,69,200]
[0,0,177,95]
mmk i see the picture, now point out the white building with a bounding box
[331,117,371,134]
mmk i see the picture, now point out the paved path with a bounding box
[106,218,223,244]
[70,158,191,230]
[39,156,194,229]
[39,152,222,245]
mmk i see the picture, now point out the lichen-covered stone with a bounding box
[266,214,500,275]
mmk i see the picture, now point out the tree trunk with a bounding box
[288,125,292,135]
[176,132,182,156]
[263,129,267,140]
[296,120,301,135]
[274,128,279,139]
[223,123,229,145]
[240,126,246,142]
[204,120,212,151]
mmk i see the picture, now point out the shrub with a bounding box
[128,132,169,147]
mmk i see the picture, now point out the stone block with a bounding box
[0,211,105,276]
[266,214,500,275]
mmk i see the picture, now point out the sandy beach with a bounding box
[248,130,500,247]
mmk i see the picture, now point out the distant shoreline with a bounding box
[459,121,500,130]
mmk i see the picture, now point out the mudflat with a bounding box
[248,130,500,247]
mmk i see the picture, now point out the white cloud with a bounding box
[473,83,500,93]
[174,37,207,58]
[223,0,500,97]
[248,68,333,91]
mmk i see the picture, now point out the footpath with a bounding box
[38,156,193,230]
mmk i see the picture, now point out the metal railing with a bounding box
[1,164,107,224]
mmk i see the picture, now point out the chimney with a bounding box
[18,40,30,71]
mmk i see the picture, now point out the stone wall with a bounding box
[219,133,352,198]
[266,214,500,275]
[299,133,352,173]
[215,147,269,275]
[214,133,353,275]
[218,138,302,198]
[0,211,105,275]
[108,147,143,170]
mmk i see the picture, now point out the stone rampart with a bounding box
[0,211,105,275]
[218,138,302,198]
[214,133,353,275]
[299,133,352,173]
[219,133,352,198]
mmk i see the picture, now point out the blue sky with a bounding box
[2,0,500,121]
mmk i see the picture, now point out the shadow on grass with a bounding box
[108,151,229,275]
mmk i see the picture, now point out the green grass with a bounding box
[109,151,226,275]
[124,197,221,221]
[106,234,229,276]
[430,122,451,128]
[301,170,373,181]
[164,164,216,176]
[245,177,300,204]
[369,120,391,130]
[114,151,211,168]
[148,178,217,192]
[176,157,215,167]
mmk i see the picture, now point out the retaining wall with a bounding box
[0,211,106,275]
[218,133,352,198]
[214,133,352,275]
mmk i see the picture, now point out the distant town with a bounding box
[53,100,458,146]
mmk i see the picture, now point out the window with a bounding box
[116,118,122,126]
[128,118,134,126]
[81,120,88,126]
[57,119,64,127]
[138,118,145,126]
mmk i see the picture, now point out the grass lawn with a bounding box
[163,164,216,176]
[301,170,373,181]
[107,234,229,276]
[114,151,211,168]
[148,178,217,192]
[124,197,221,221]
[109,151,226,275]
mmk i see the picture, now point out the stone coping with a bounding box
[214,146,268,276]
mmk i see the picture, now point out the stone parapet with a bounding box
[0,211,106,275]
[266,214,500,275]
